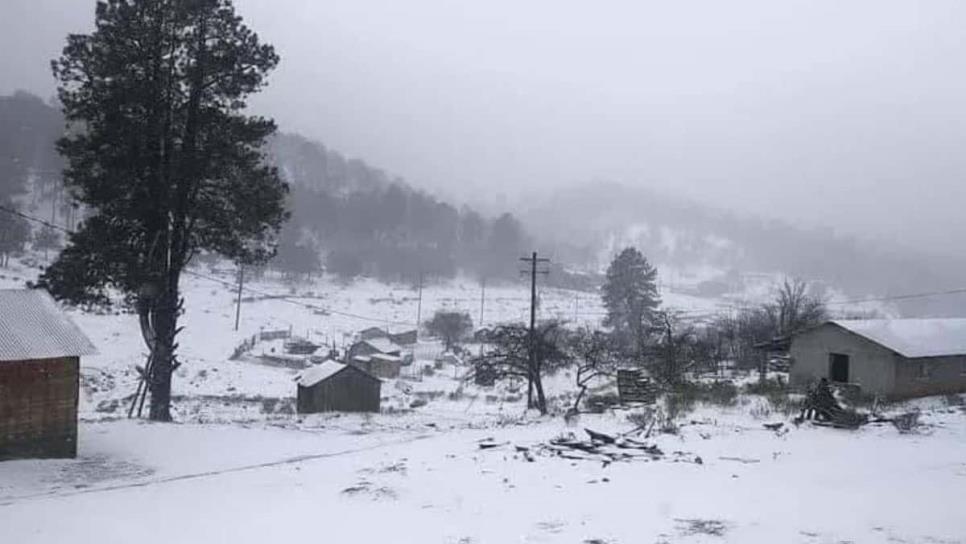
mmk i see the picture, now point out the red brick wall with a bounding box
[0,357,79,460]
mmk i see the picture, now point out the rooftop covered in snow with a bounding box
[830,319,966,358]
[297,360,347,387]
[0,289,97,362]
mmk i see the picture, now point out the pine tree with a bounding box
[601,247,661,356]
[41,0,289,421]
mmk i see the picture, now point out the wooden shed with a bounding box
[296,360,381,413]
[0,289,96,460]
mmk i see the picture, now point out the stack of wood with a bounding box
[617,369,657,405]
[799,379,868,429]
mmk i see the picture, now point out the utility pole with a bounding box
[479,277,486,328]
[520,251,550,411]
[574,293,579,324]
[234,265,244,331]
[415,271,424,336]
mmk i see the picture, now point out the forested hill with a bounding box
[0,92,531,284]
[268,133,530,283]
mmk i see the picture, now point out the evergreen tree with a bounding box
[601,247,661,356]
[41,0,288,421]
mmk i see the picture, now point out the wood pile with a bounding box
[617,369,657,404]
[799,380,869,429]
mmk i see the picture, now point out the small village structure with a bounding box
[0,289,97,460]
[346,337,404,378]
[296,360,381,413]
[790,319,966,399]
[358,326,388,341]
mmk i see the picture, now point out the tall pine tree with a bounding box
[601,247,661,356]
[41,0,289,421]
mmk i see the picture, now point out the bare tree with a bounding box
[650,310,696,385]
[770,278,827,336]
[568,328,619,414]
[473,320,570,414]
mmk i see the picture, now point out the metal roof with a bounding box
[0,289,97,362]
[831,319,966,358]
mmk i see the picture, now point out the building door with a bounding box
[829,353,850,383]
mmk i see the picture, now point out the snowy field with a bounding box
[1,256,960,543]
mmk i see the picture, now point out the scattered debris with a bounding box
[719,456,761,464]
[799,379,869,429]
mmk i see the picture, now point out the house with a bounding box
[0,289,96,460]
[790,319,966,399]
[388,329,418,346]
[296,360,381,413]
[346,338,403,378]
[346,338,403,379]
[358,326,389,341]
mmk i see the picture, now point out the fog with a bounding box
[3,0,966,255]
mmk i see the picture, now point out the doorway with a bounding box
[829,353,850,383]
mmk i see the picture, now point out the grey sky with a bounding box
[2,1,965,255]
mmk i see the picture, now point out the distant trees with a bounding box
[706,278,827,370]
[0,91,63,202]
[272,225,320,279]
[0,205,30,266]
[272,132,529,283]
[425,311,473,351]
[602,247,661,356]
[41,0,288,421]
[327,248,364,281]
[33,224,61,262]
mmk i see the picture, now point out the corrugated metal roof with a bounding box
[0,289,97,362]
[831,319,966,358]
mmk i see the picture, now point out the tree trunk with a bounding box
[148,277,181,422]
[534,373,547,415]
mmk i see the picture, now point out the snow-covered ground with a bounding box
[2,404,964,543]
[1,255,959,543]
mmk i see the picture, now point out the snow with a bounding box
[363,337,402,354]
[833,318,966,358]
[297,360,347,387]
[1,255,963,543]
[1,405,964,543]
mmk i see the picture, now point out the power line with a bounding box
[0,204,415,328]
[6,204,966,317]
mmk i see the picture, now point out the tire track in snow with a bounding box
[0,432,434,507]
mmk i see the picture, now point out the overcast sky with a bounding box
[2,1,965,255]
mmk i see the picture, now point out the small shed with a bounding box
[790,319,966,399]
[0,289,96,460]
[296,360,381,413]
